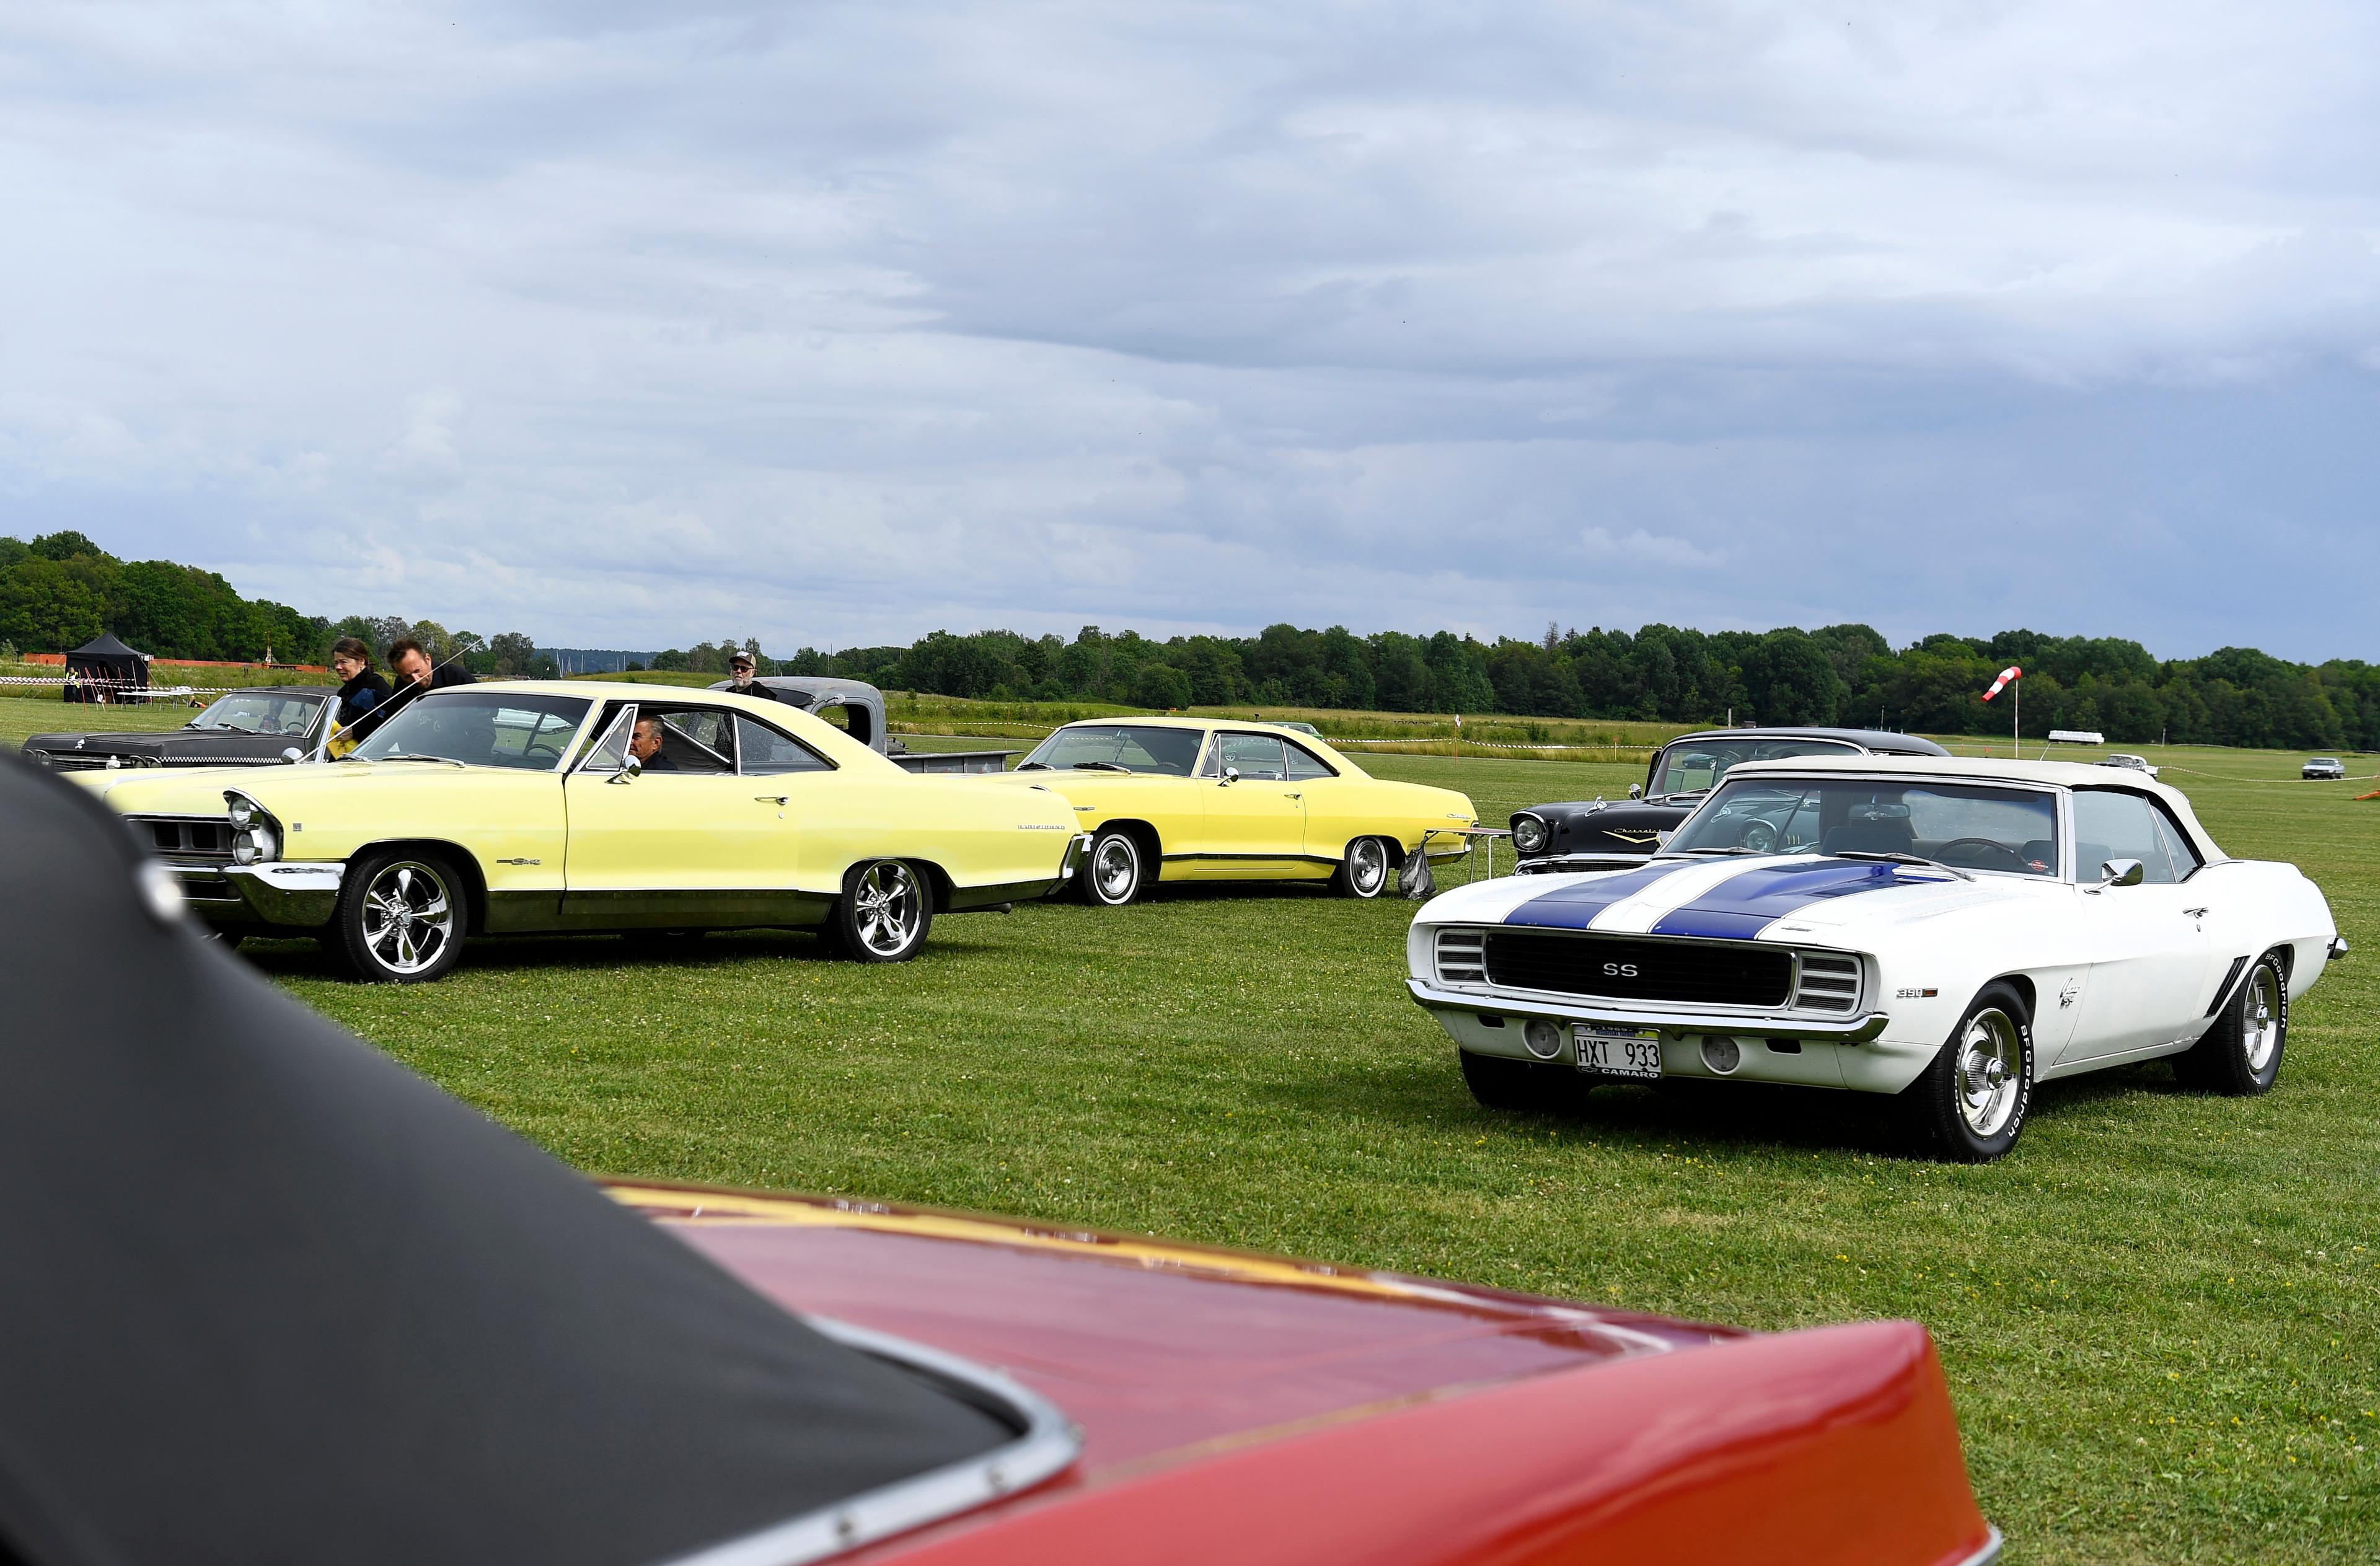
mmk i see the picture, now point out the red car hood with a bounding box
[615,1182,1996,1566]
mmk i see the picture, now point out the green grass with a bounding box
[18,693,2377,1560]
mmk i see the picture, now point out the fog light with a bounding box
[1522,1018,1564,1060]
[1700,1034,1742,1075]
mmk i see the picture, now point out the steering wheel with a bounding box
[524,741,566,763]
[1935,836,2029,871]
[1735,817,1781,853]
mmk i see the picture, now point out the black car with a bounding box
[1509,726,1952,873]
[20,685,333,773]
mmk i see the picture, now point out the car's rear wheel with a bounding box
[1895,982,2032,1161]
[333,850,469,983]
[826,860,932,962]
[1081,827,1146,907]
[1331,836,1393,899]
[2174,951,2286,1094]
[1459,1050,1590,1114]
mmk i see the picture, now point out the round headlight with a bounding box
[227,797,255,827]
[1511,813,1549,855]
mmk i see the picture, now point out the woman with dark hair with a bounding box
[330,638,390,728]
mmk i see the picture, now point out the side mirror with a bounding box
[2098,858,2144,888]
[280,747,305,764]
[610,755,643,784]
[1221,767,1240,785]
[1628,783,1643,800]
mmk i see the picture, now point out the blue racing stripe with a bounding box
[1505,862,1693,930]
[1649,859,1919,939]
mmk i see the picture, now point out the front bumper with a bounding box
[1515,851,1655,876]
[1406,977,1889,1044]
[221,862,346,927]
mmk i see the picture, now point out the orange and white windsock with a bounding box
[1981,666,2022,703]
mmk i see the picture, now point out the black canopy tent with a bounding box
[0,758,1016,1566]
[61,632,148,704]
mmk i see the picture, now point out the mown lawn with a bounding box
[12,697,2374,1562]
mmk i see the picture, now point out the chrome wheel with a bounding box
[1347,837,1388,897]
[2242,962,2282,1073]
[360,861,454,975]
[1090,834,1141,905]
[851,861,923,957]
[1956,1008,2024,1140]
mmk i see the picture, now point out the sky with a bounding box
[3,1,2378,661]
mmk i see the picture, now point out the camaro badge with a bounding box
[2058,979,2081,1010]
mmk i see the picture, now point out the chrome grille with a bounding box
[1792,952,1861,1013]
[1434,927,1488,983]
[1483,931,1792,1008]
[130,816,235,863]
[32,751,107,772]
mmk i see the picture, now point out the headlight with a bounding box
[223,792,281,865]
[1511,812,1549,855]
[227,797,255,827]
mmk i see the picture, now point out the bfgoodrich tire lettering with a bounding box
[2174,951,2287,1095]
[1896,981,2032,1162]
[1082,827,1145,907]
[333,849,469,983]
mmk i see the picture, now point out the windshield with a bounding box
[1649,737,1855,797]
[187,692,324,736]
[1668,776,2061,876]
[348,692,592,770]
[1020,724,1205,776]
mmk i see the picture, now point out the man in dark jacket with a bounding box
[723,651,779,703]
[329,638,391,728]
[388,638,477,696]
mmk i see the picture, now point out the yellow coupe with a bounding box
[78,681,1088,980]
[995,717,1478,905]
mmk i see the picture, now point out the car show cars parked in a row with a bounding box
[1413,755,2344,1160]
[20,686,335,772]
[73,681,1089,980]
[990,716,1478,906]
[1509,727,1950,874]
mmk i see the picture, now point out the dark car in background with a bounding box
[19,686,333,773]
[1509,726,1951,873]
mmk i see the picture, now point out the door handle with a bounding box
[2183,907,2209,919]
[1285,792,1302,800]
[755,794,789,806]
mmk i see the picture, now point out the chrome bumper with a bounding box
[2330,935,2351,961]
[1405,977,1890,1044]
[1515,852,1653,876]
[223,862,345,927]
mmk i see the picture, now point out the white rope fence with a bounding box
[1,675,255,698]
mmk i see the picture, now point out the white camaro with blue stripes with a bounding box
[1409,755,2344,1160]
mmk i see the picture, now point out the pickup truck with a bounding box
[710,675,1015,773]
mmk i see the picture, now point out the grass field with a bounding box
[7,703,2375,1560]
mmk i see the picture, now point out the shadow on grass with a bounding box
[236,926,1016,982]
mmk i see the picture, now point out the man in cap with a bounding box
[724,651,782,703]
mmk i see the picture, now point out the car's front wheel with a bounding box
[1081,827,1146,907]
[826,859,932,962]
[1459,1050,1590,1114]
[1331,836,1393,899]
[1895,982,2032,1161]
[2174,951,2287,1094]
[333,850,469,983]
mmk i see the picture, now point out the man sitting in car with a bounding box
[629,714,679,772]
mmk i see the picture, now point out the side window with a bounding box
[1283,742,1336,781]
[1218,733,1288,781]
[643,707,736,775]
[2151,806,2205,879]
[736,715,831,776]
[579,706,635,774]
[2071,791,2175,884]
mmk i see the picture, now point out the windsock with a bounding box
[1981,666,2022,702]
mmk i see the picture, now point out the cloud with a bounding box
[0,1,2375,658]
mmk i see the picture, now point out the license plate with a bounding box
[1574,1024,1663,1080]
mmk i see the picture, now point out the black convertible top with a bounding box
[0,757,1010,1566]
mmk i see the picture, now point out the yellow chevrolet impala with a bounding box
[77,682,1088,981]
[996,717,1478,905]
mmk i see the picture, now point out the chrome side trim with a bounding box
[656,1316,1081,1566]
[223,862,346,927]
[1407,977,1890,1044]
[1059,831,1091,884]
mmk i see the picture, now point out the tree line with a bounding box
[5,529,2370,748]
[0,532,553,680]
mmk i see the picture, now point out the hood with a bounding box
[82,760,488,818]
[1426,853,2040,943]
[614,1183,1725,1474]
[1514,798,1683,859]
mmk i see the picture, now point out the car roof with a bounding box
[1663,726,1949,756]
[1724,753,2226,860]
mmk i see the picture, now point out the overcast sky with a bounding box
[4,1,2378,659]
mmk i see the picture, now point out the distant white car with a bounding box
[1408,756,2345,1161]
[2099,753,2159,779]
[2303,757,2347,781]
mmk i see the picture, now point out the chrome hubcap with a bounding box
[1956,1008,2023,1139]
[852,862,922,955]
[361,861,453,974]
[1351,838,1386,894]
[2243,965,2281,1072]
[1093,838,1138,903]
